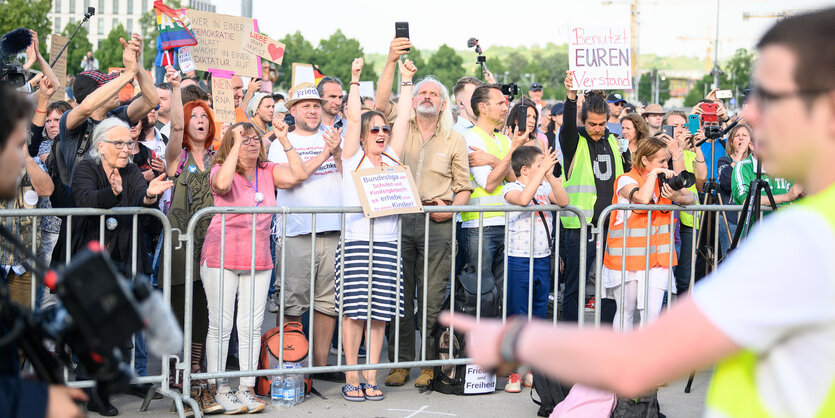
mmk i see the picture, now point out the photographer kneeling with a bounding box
[602,136,696,331]
[0,87,87,417]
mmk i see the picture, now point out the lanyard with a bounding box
[245,168,264,206]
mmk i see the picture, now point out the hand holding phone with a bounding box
[395,22,410,52]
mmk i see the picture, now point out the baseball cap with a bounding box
[550,102,565,115]
[606,93,627,105]
[73,70,120,104]
[529,82,543,91]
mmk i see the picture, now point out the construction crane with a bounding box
[743,9,811,20]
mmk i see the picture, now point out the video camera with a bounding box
[0,234,182,401]
[0,28,33,88]
[658,171,696,191]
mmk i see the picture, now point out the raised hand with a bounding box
[510,125,529,149]
[109,169,123,196]
[398,59,417,81]
[564,70,577,100]
[150,156,165,173]
[351,58,364,81]
[147,173,174,196]
[388,37,412,63]
[248,78,262,93]
[165,65,181,88]
[40,75,57,97]
[484,69,496,84]
[539,148,559,174]
[231,125,245,148]
[120,37,139,74]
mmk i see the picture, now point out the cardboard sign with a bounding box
[351,165,423,218]
[178,46,197,73]
[211,71,236,123]
[464,364,497,395]
[48,34,68,102]
[568,25,632,90]
[242,31,285,64]
[358,81,375,99]
[291,63,314,88]
[184,9,259,77]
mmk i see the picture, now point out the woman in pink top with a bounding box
[200,121,308,413]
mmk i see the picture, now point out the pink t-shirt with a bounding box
[201,162,277,270]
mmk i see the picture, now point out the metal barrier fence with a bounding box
[0,208,183,415]
[180,204,587,416]
[592,204,750,329]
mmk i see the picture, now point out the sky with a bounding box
[214,0,832,60]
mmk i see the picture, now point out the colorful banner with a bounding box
[154,1,197,50]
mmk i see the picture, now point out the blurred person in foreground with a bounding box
[443,9,835,417]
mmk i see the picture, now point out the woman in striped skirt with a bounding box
[334,57,415,402]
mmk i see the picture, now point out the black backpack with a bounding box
[530,371,571,417]
[428,318,467,395]
[454,267,500,319]
[610,390,663,418]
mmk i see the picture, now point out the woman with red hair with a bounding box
[159,67,222,414]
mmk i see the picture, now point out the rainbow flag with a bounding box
[154,1,197,50]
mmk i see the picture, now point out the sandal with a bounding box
[341,384,365,402]
[360,383,384,401]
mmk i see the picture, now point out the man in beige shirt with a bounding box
[375,37,473,389]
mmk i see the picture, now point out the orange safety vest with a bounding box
[604,169,677,271]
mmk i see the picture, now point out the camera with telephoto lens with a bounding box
[0,239,182,401]
[657,171,696,191]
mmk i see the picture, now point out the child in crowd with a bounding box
[501,145,569,392]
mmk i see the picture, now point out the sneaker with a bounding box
[267,293,279,313]
[505,373,522,393]
[523,371,533,388]
[384,368,410,386]
[414,368,433,388]
[234,388,265,413]
[201,384,224,415]
[584,297,596,311]
[215,389,247,415]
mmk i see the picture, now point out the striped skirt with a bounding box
[334,240,405,321]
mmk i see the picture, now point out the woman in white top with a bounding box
[335,57,415,402]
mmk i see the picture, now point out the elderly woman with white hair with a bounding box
[70,117,173,273]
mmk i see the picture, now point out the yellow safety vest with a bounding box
[560,133,624,229]
[705,182,835,417]
[462,126,511,223]
[680,150,700,228]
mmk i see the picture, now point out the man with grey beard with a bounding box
[375,37,473,389]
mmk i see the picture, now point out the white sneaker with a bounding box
[215,389,247,415]
[235,388,266,413]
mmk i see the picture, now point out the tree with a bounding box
[0,0,52,57]
[638,69,671,104]
[423,44,464,91]
[724,48,755,97]
[275,31,316,90]
[60,23,93,75]
[95,24,129,71]
[683,73,733,107]
[536,52,569,101]
[314,30,377,89]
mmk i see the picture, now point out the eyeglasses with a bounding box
[102,139,137,150]
[369,126,391,135]
[242,136,262,144]
[751,85,833,108]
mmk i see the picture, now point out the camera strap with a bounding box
[531,199,554,251]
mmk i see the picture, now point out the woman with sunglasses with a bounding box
[199,121,308,413]
[335,57,414,402]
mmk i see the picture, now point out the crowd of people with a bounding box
[0,16,811,417]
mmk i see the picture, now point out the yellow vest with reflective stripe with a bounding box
[462,126,511,222]
[706,182,835,417]
[680,150,700,228]
[560,133,624,229]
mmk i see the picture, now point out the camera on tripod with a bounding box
[658,171,696,191]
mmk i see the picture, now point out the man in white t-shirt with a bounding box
[267,84,344,381]
[461,84,527,296]
[444,9,835,417]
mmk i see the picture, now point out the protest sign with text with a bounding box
[352,165,423,218]
[48,34,68,101]
[184,9,259,77]
[211,71,236,123]
[242,31,285,64]
[178,46,197,73]
[291,63,314,88]
[568,25,632,90]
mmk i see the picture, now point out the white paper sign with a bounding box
[568,25,633,90]
[351,166,423,219]
[358,81,375,98]
[464,364,496,394]
[178,47,197,73]
[291,63,315,87]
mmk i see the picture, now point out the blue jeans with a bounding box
[506,256,550,319]
[562,226,615,323]
[675,225,693,294]
[464,226,505,295]
[133,331,147,376]
[718,220,737,257]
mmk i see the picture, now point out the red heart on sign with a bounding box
[267,44,284,62]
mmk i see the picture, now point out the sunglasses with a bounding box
[369,125,391,135]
